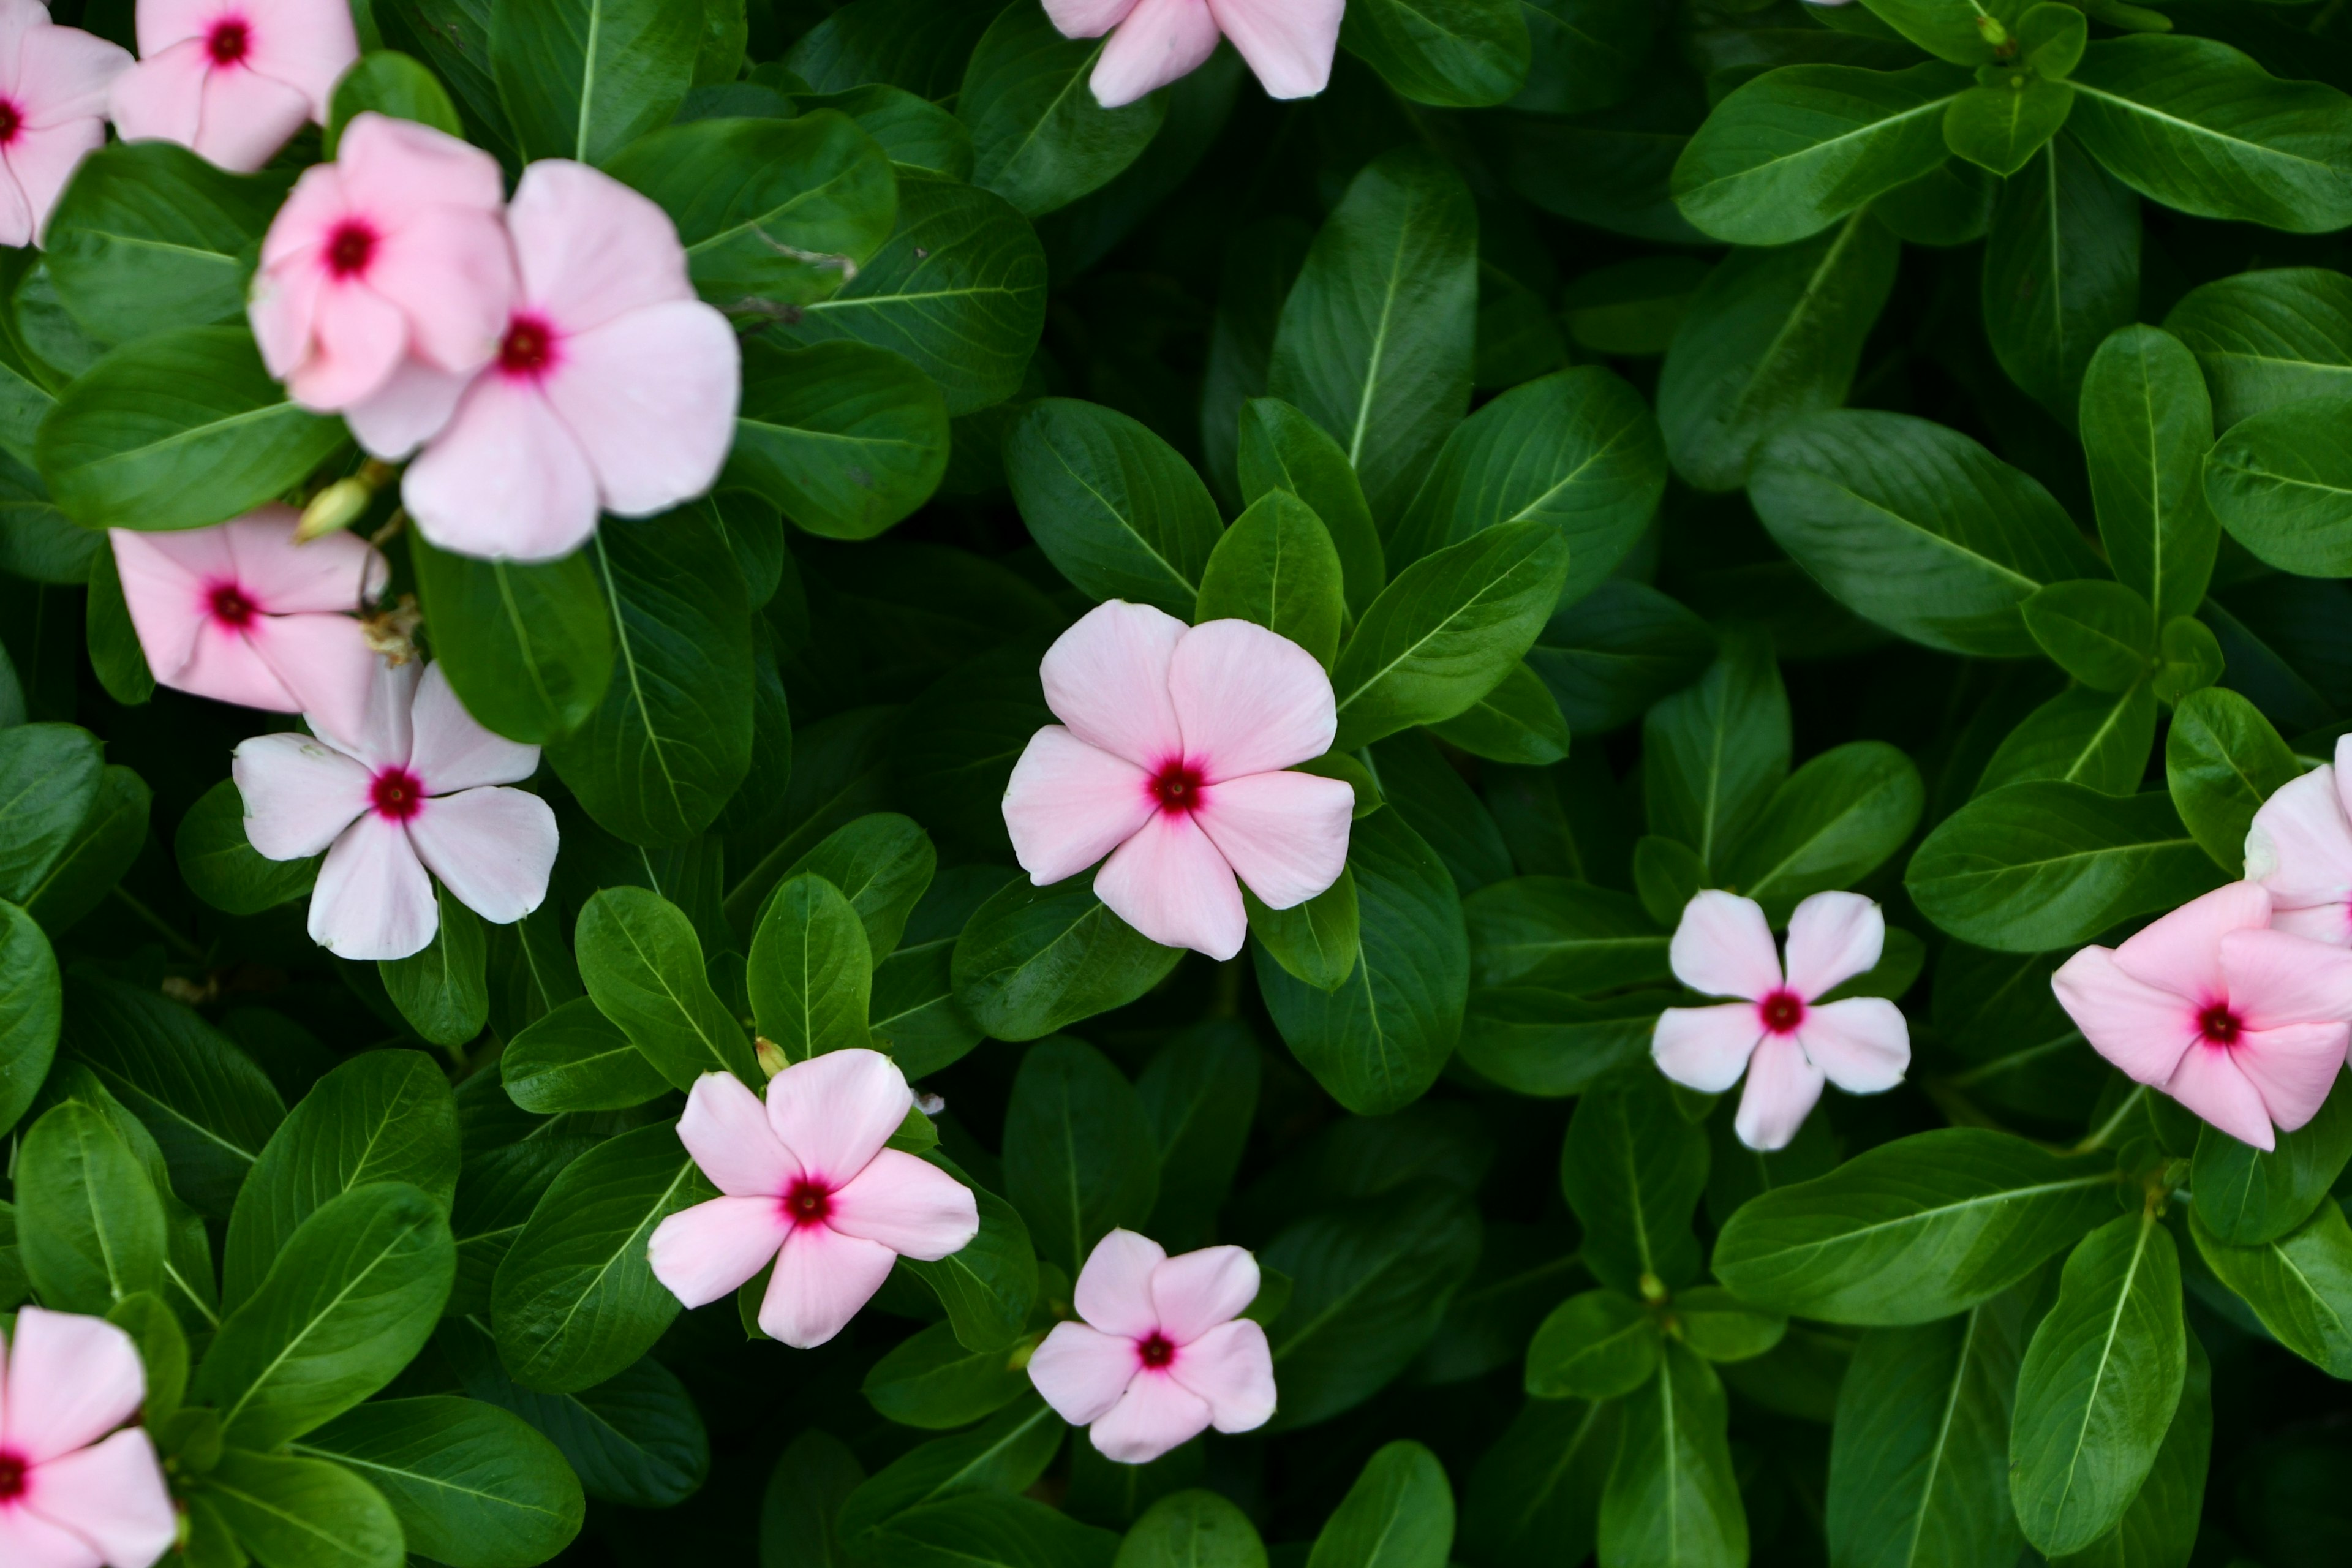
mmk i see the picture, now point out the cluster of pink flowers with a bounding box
[1042,0,1341,109]
[0,1307,178,1568]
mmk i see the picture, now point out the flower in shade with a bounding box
[0,1306,178,1568]
[398,159,740,562]
[1027,1229,1276,1464]
[2244,739,2352,945]
[1652,889,1910,1151]
[248,112,513,441]
[108,0,356,172]
[232,658,558,961]
[1001,600,1354,960]
[647,1052,980,1348]
[1042,0,1341,108]
[2053,881,2352,1152]
[111,505,385,746]
[0,0,132,249]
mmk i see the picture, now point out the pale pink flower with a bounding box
[232,658,557,961]
[2245,740,2352,945]
[397,160,741,563]
[1042,0,1341,108]
[111,505,385,746]
[647,1052,979,1349]
[0,1306,178,1568]
[1027,1229,1276,1464]
[1001,601,1354,961]
[248,112,513,433]
[108,0,355,173]
[1653,890,1910,1151]
[0,0,131,248]
[2052,881,2352,1152]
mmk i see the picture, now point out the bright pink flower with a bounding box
[1027,1229,1276,1464]
[232,658,557,961]
[1652,889,1910,1151]
[111,505,385,745]
[248,112,513,432]
[0,0,131,249]
[2052,881,2352,1152]
[647,1052,979,1348]
[2245,740,2352,945]
[1042,0,1341,108]
[0,1306,178,1568]
[1001,601,1354,960]
[398,160,741,562]
[108,0,355,173]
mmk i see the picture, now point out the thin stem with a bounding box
[108,886,203,962]
[2075,1083,2148,1153]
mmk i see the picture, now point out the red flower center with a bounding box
[2199,1003,2243,1047]
[369,767,424,821]
[1758,989,1805,1035]
[1150,760,1205,816]
[499,315,557,379]
[207,579,258,628]
[1137,1332,1175,1370]
[782,1178,832,1227]
[206,18,250,65]
[0,1450,26,1501]
[325,221,377,279]
[0,100,21,146]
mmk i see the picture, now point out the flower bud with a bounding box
[296,477,373,542]
[755,1036,788,1079]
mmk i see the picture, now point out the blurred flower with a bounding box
[109,0,356,172]
[648,1052,979,1348]
[1001,600,1354,960]
[0,1306,177,1568]
[249,112,513,437]
[400,160,740,562]
[0,0,132,247]
[1653,889,1910,1151]
[233,658,557,960]
[2245,738,2352,944]
[111,505,385,745]
[1028,1229,1276,1463]
[1042,0,1340,108]
[2053,881,2352,1152]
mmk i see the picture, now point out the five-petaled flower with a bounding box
[0,1306,178,1568]
[1027,1229,1276,1464]
[232,658,559,961]
[1042,0,1341,108]
[2245,736,2352,947]
[1001,600,1354,960]
[2053,881,2352,1152]
[111,505,386,747]
[1652,889,1910,1151]
[110,0,357,172]
[647,1051,980,1348]
[0,0,131,249]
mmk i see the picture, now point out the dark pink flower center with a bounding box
[781,1178,832,1227]
[0,100,20,147]
[0,1449,26,1501]
[498,315,558,379]
[369,767,424,821]
[1149,759,1205,817]
[207,579,258,628]
[206,17,250,66]
[325,221,377,279]
[1758,989,1805,1035]
[2199,1002,2243,1048]
[1137,1332,1175,1370]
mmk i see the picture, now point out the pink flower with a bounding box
[248,112,514,431]
[1001,601,1354,960]
[1652,890,1910,1151]
[1027,1229,1276,1464]
[111,505,385,746]
[0,1306,178,1568]
[0,0,131,248]
[398,160,741,563]
[108,0,355,173]
[2052,881,2352,1152]
[232,658,558,961]
[647,1052,980,1348]
[1043,0,1341,108]
[2245,740,2352,945]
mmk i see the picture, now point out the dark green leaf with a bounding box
[1002,1035,1158,1275]
[959,2,1166,218]
[492,0,698,162]
[1005,398,1223,617]
[2168,687,2299,872]
[411,535,612,746]
[1984,134,2139,423]
[1598,1342,1747,1568]
[726,339,949,540]
[575,886,761,1089]
[17,1100,165,1313]
[1195,490,1345,670]
[2082,325,2218,625]
[952,876,1183,1043]
[295,1397,586,1568]
[1560,1069,1707,1295]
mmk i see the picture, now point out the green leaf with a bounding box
[2192,1068,2352,1246]
[1513,0,1649,115]
[2022,580,2158,693]
[1237,396,1386,619]
[574,886,761,1091]
[1118,1490,1267,1568]
[1712,1128,2119,1323]
[861,1491,1118,1567]
[796,85,974,179]
[1945,76,2075,177]
[0,722,100,903]
[749,872,873,1061]
[1195,490,1345,670]
[1307,1441,1453,1568]
[1976,683,2157,799]
[1424,663,1571,766]
[83,542,153,706]
[899,1153,1039,1353]
[725,339,949,540]
[1726,742,1924,921]
[43,140,288,346]
[2049,1330,2210,1568]
[410,534,612,746]
[17,1100,165,1313]
[1458,1397,1613,1568]
[1983,134,2139,424]
[1850,0,2000,65]
[0,901,59,1139]
[295,1397,586,1568]
[2163,266,2352,430]
[758,810,938,959]
[1599,1342,1747,1568]
[492,0,698,162]
[380,891,491,1048]
[448,1136,597,1316]
[2204,394,2352,576]
[952,876,1183,1043]
[1673,1284,1787,1363]
[1005,398,1223,617]
[959,2,1167,218]
[2166,687,2300,873]
[2081,325,2219,625]
[1643,625,1789,877]
[862,1320,1031,1432]
[1524,1289,1659,1399]
[1137,1020,1261,1243]
[502,998,670,1114]
[326,51,464,151]
[1560,1069,1707,1295]
[1464,876,1667,993]
[198,1447,405,1568]
[1525,579,1715,737]
[176,775,319,916]
[837,1395,1064,1539]
[23,763,146,938]
[2152,615,2225,704]
[2190,1199,2352,1379]
[1002,1035,1159,1275]
[1341,0,1531,108]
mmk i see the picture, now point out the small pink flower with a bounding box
[398,160,741,563]
[2053,881,2352,1152]
[0,1306,178,1568]
[111,505,385,745]
[1652,890,1910,1151]
[1027,1229,1276,1464]
[249,112,514,432]
[108,0,356,173]
[647,1052,980,1348]
[2245,739,2352,946]
[232,658,557,961]
[1042,0,1341,108]
[0,0,132,249]
[1001,601,1354,960]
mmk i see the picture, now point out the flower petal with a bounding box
[1191,767,1352,910]
[1781,891,1884,1000]
[2110,880,2271,1000]
[647,1197,790,1310]
[25,1429,179,1568]
[230,732,371,859]
[1150,1245,1257,1346]
[766,1048,912,1185]
[1042,0,1142,37]
[407,788,557,926]
[510,160,695,336]
[9,118,108,247]
[340,111,505,214]
[759,1223,895,1349]
[243,613,386,753]
[1093,807,1245,960]
[1027,1321,1138,1426]
[2163,1042,2277,1152]
[2232,1025,2349,1137]
[1169,619,1336,781]
[2051,944,2200,1087]
[1733,1033,1825,1152]
[307,813,438,960]
[0,154,36,253]
[1004,726,1155,887]
[404,374,601,562]
[1205,0,1342,98]
[1167,1318,1275,1433]
[2220,926,2352,1031]
[677,1072,799,1197]
[2272,900,2352,946]
[1,1308,145,1461]
[345,356,475,461]
[334,655,421,772]
[1089,0,1221,108]
[1039,600,1188,769]
[107,39,208,154]
[285,273,407,410]
[220,506,386,612]
[1087,1371,1212,1464]
[407,663,540,790]
[1074,1228,1166,1338]
[826,1150,979,1261]
[1798,997,1909,1093]
[16,18,133,125]
[194,65,314,173]
[0,1506,99,1568]
[110,526,225,682]
[1652,1003,1763,1095]
[543,300,741,518]
[2244,764,2352,917]
[1668,889,1781,1001]
[241,0,360,111]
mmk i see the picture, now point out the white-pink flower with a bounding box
[397,159,741,563]
[647,1052,980,1349]
[1042,0,1341,108]
[0,1306,178,1568]
[1027,1229,1276,1464]
[2245,739,2352,946]
[111,505,385,747]
[1001,601,1354,961]
[232,658,558,961]
[109,0,356,173]
[0,0,131,249]
[248,112,514,428]
[1652,890,1910,1151]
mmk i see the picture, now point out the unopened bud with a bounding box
[755,1036,788,1079]
[1975,13,2009,44]
[1638,1272,1670,1306]
[296,477,373,542]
